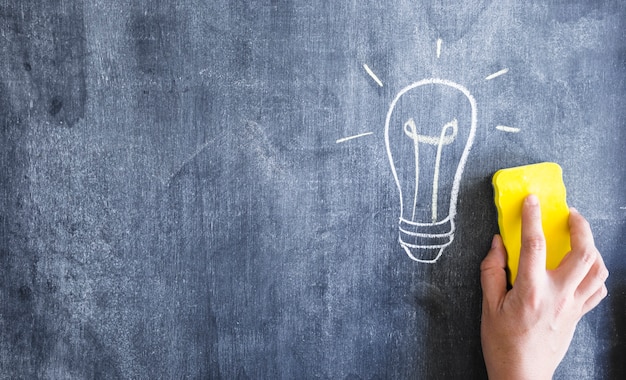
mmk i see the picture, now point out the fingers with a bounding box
[581,283,608,315]
[480,235,508,307]
[569,208,596,249]
[557,208,609,315]
[517,194,547,284]
[555,209,598,288]
[576,251,609,295]
[570,209,609,309]
[578,260,609,315]
[557,209,608,289]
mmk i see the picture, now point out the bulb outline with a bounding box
[384,78,477,263]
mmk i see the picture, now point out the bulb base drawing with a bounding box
[398,217,454,263]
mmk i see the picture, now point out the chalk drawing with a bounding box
[495,125,520,133]
[485,68,509,81]
[403,118,458,222]
[336,39,513,264]
[363,64,384,87]
[336,132,374,144]
[436,38,443,58]
[385,79,477,263]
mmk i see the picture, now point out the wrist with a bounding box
[485,358,554,380]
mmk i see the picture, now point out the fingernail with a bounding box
[525,194,539,206]
[491,234,500,248]
[569,207,578,214]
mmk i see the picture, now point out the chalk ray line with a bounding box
[436,39,442,58]
[336,132,374,144]
[495,125,521,133]
[363,64,384,87]
[485,68,509,81]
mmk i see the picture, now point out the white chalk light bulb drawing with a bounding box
[339,46,515,263]
[384,79,477,263]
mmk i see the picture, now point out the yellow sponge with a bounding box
[492,162,571,285]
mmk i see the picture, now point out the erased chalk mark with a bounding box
[166,141,211,185]
[436,39,442,58]
[485,68,509,81]
[363,64,384,87]
[495,125,520,133]
[336,132,374,144]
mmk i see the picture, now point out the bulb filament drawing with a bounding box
[385,79,477,263]
[403,117,458,223]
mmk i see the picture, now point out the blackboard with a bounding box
[1,1,625,378]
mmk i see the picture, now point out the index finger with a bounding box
[516,194,547,285]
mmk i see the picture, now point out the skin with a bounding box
[480,194,609,380]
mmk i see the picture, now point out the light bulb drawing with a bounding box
[336,39,519,263]
[385,79,476,263]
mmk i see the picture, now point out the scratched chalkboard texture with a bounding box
[1,0,625,379]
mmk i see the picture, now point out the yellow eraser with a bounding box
[492,162,571,285]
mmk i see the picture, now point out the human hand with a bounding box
[480,194,608,380]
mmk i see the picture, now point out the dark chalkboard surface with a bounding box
[1,1,625,378]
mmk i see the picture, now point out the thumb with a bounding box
[481,235,508,307]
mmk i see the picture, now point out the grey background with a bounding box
[1,1,625,379]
